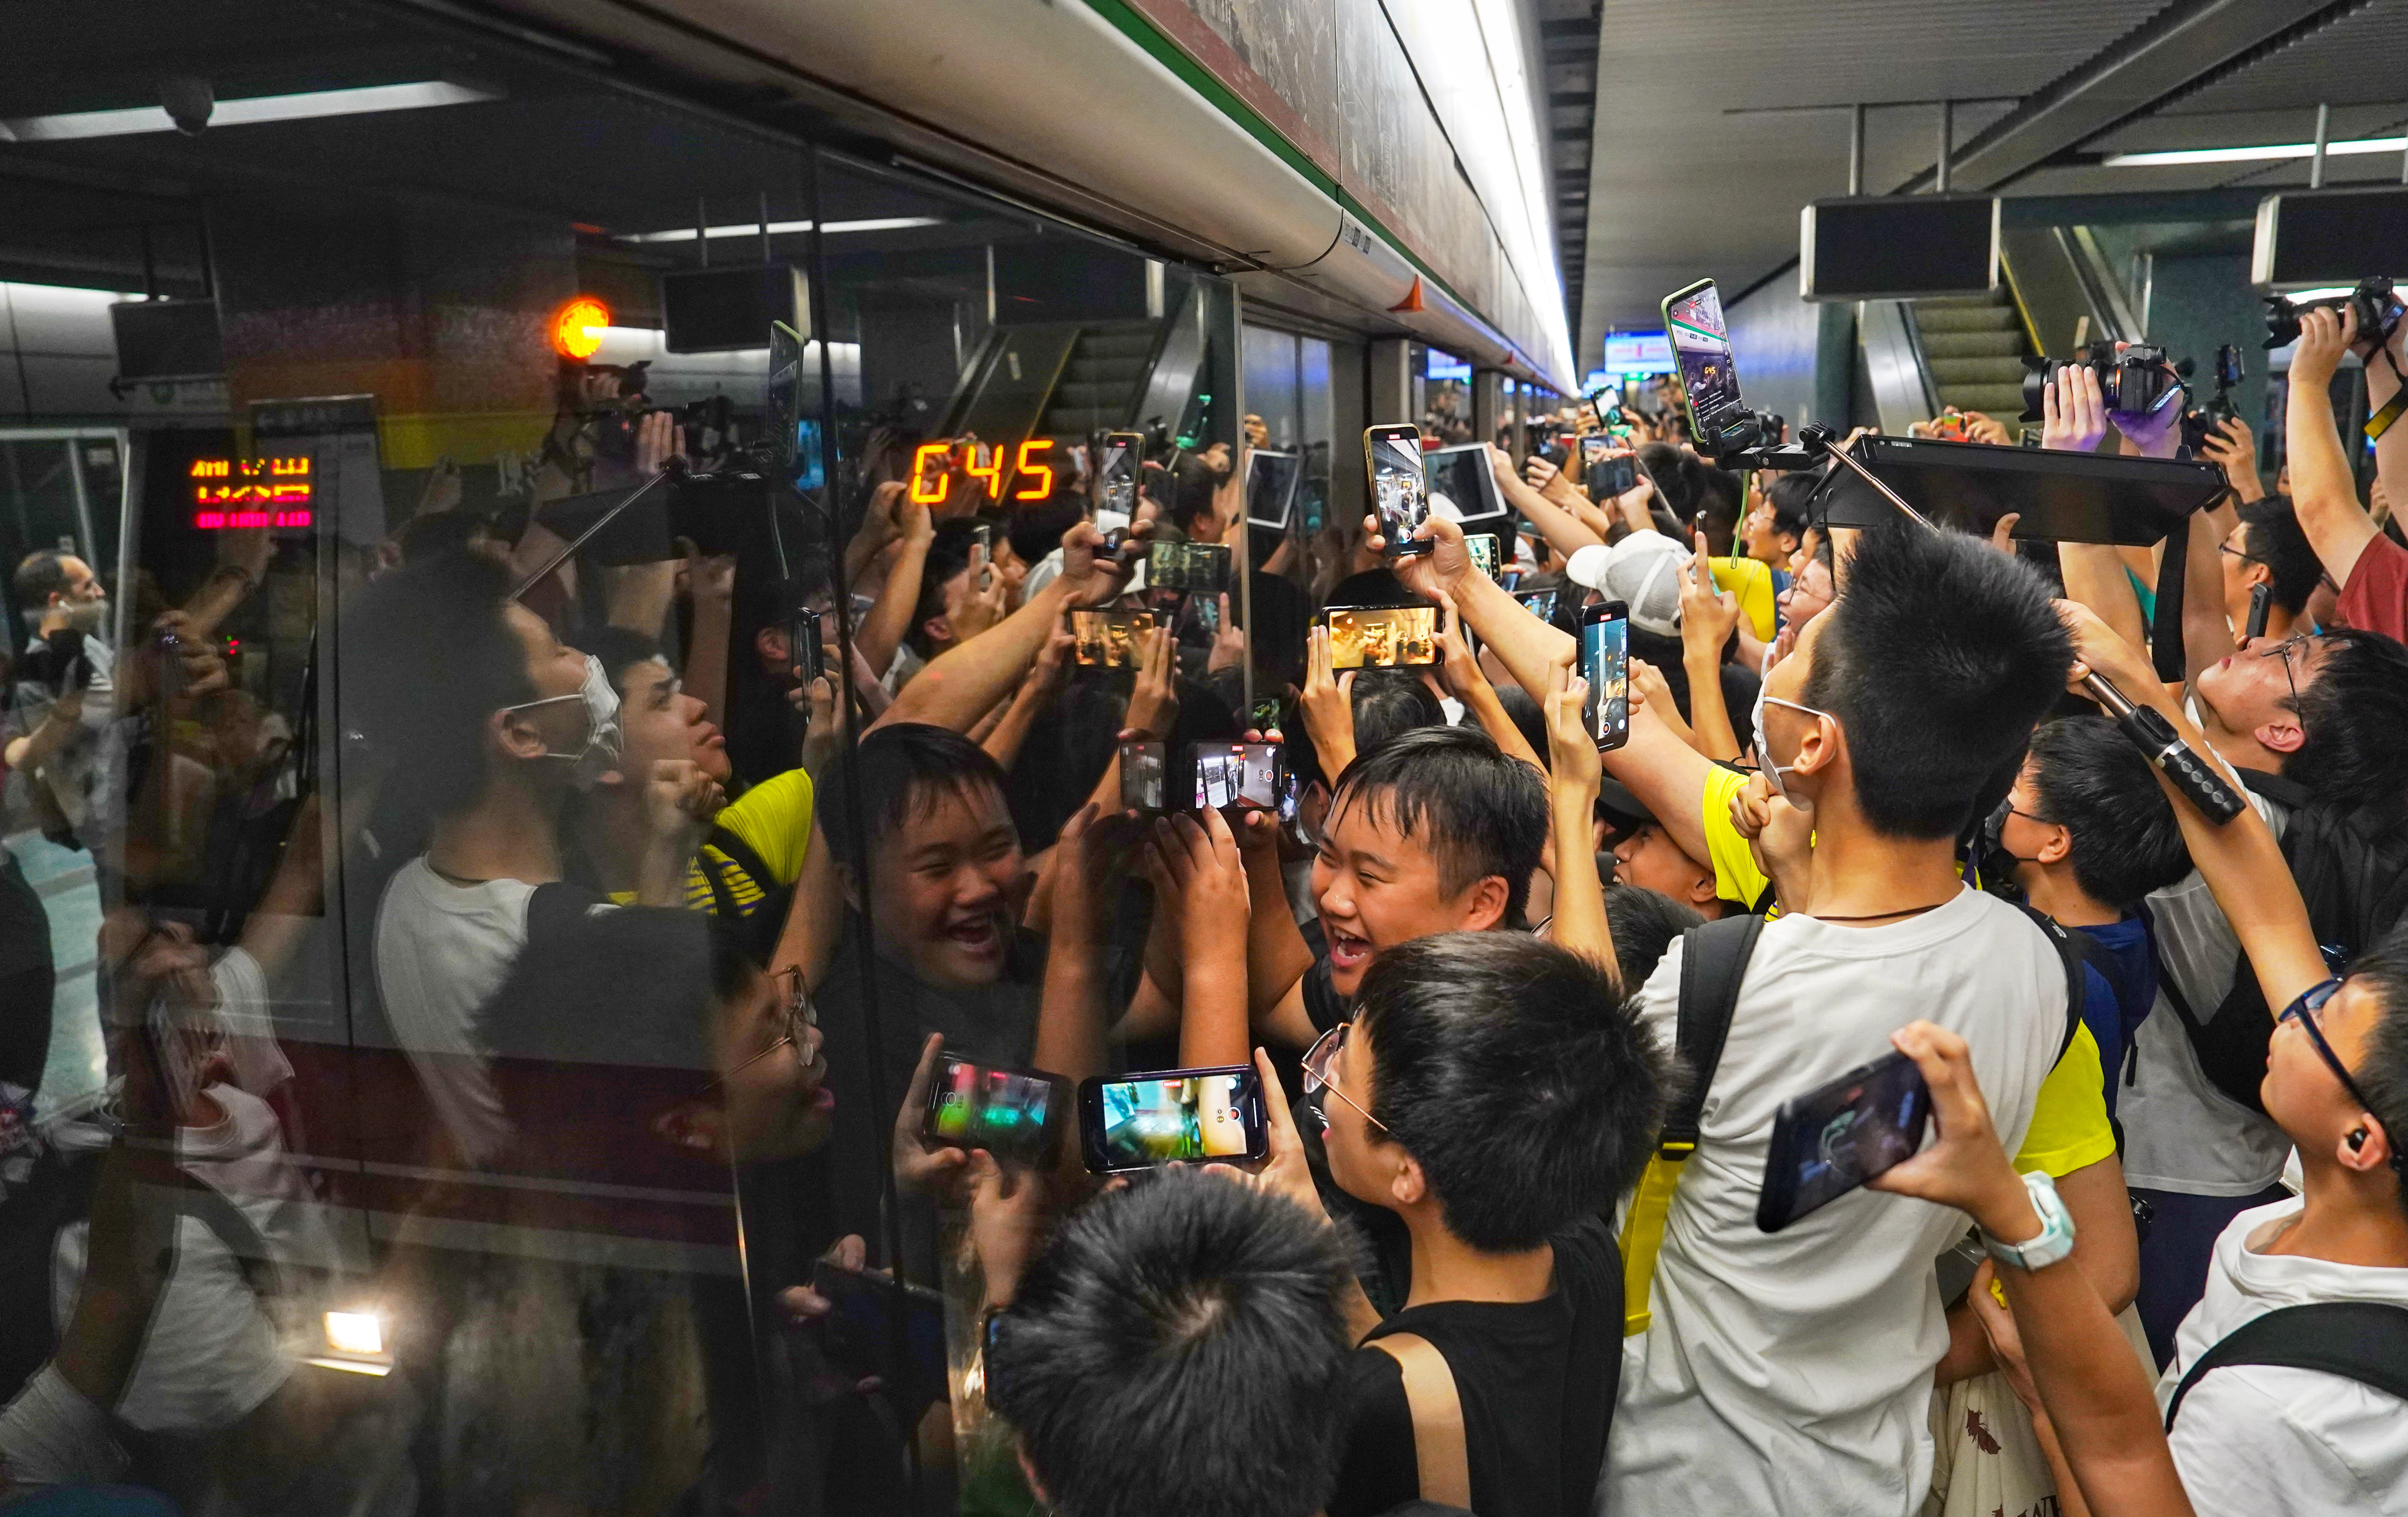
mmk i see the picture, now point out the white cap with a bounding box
[1564,531,1688,636]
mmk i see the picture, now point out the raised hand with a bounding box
[1298,625,1357,780]
[1124,626,1181,740]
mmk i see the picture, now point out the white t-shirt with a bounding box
[373,856,537,1166]
[2120,780,2295,1195]
[1605,888,2063,1517]
[2161,1196,2408,1514]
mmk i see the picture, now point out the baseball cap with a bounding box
[1564,531,1688,636]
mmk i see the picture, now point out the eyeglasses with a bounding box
[2218,543,2263,568]
[1301,1021,1386,1134]
[2278,978,2390,1140]
[713,965,817,1088]
[2256,631,2317,712]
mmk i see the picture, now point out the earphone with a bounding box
[2349,1128,2369,1152]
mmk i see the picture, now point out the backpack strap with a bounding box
[2010,903,2087,1067]
[1619,913,1764,1335]
[702,824,776,910]
[2165,1302,2408,1431]
[1370,1333,1471,1511]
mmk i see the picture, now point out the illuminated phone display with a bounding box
[910,438,1058,505]
[189,455,312,530]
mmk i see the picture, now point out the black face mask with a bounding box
[1975,797,2034,901]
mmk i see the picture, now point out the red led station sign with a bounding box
[191,455,312,530]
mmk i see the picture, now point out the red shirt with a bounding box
[2338,532,2408,641]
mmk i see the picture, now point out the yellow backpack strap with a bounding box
[1619,912,1766,1336]
[1370,1332,1470,1510]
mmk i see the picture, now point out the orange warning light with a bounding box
[550,296,611,360]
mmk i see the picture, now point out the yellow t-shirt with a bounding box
[607,767,816,917]
[1708,555,1778,642]
[1692,763,2116,1177]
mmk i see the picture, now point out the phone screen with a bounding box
[924,1054,1062,1167]
[1324,604,1438,669]
[1100,432,1144,518]
[1069,609,1154,667]
[1464,534,1501,583]
[1188,741,1283,815]
[1585,449,1636,500]
[1756,1051,1932,1233]
[1365,425,1431,555]
[1120,740,1165,813]
[1147,540,1231,593]
[1663,280,1745,446]
[1517,588,1559,625]
[1189,593,1222,636]
[1581,603,1630,750]
[1080,1066,1268,1173]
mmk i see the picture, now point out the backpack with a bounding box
[1619,905,2089,1336]
[2163,1301,2408,1430]
[2146,771,2408,1115]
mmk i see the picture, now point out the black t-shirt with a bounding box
[1328,1217,1624,1517]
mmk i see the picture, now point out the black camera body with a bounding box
[2180,344,2246,453]
[2019,346,2184,423]
[2263,276,2400,350]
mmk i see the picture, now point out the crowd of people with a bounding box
[3,292,2407,1517]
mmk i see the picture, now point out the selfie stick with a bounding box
[1801,427,2247,826]
[511,458,685,602]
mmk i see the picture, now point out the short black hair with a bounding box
[1765,473,1816,543]
[346,549,535,819]
[1348,670,1445,761]
[817,723,1013,880]
[1606,882,1705,985]
[1328,726,1548,923]
[1490,683,1549,770]
[2289,627,2408,810]
[2239,498,2323,615]
[1356,932,1671,1249]
[987,1171,1356,1517]
[13,549,73,612]
[2026,715,2192,909]
[2344,933,2408,1215]
[1800,517,2073,839]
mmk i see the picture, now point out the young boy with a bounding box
[1311,932,1668,1517]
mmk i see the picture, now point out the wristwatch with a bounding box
[1980,1170,2076,1271]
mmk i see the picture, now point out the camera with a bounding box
[2018,345,2184,422]
[2179,344,2245,454]
[2262,276,2401,350]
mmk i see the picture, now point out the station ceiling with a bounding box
[1564,0,2408,370]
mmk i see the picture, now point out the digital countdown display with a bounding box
[190,455,313,530]
[910,438,1057,505]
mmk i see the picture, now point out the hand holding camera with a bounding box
[2288,302,2359,395]
[2039,363,2107,453]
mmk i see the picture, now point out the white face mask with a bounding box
[1752,695,1827,798]
[505,654,622,790]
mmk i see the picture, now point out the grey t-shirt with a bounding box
[2120,781,2294,1196]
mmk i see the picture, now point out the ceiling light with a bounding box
[0,82,502,143]
[616,218,939,243]
[2105,136,2407,168]
[550,296,612,360]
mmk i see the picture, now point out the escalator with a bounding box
[1858,228,2143,433]
[940,280,1211,451]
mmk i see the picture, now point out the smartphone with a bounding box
[1323,604,1438,670]
[1099,430,1145,518]
[971,524,994,592]
[1189,593,1223,637]
[1120,739,1165,814]
[1185,741,1288,818]
[811,1261,948,1408]
[1068,608,1155,667]
[1423,442,1504,527]
[1147,539,1231,594]
[1516,588,1560,625]
[1755,1050,1933,1232]
[1581,600,1631,751]
[1078,1065,1270,1174]
[1365,425,1431,556]
[791,605,826,685]
[1246,447,1301,530]
[1583,436,1636,499]
[1465,533,1502,584]
[2245,581,2273,643]
[1661,279,1748,451]
[921,1052,1065,1167]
